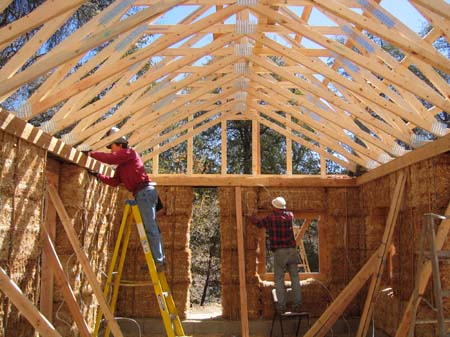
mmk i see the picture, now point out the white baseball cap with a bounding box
[271,196,286,209]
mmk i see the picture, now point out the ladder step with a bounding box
[422,250,450,259]
[416,318,450,325]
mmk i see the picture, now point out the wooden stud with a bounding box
[0,267,62,337]
[47,185,124,337]
[357,171,407,337]
[235,186,250,337]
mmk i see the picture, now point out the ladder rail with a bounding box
[427,215,447,337]
[407,213,450,337]
[104,219,133,337]
[94,204,132,337]
[407,221,428,337]
[94,200,187,337]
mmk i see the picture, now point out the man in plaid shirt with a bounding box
[250,196,302,313]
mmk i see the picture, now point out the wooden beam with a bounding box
[0,0,189,97]
[0,267,62,337]
[0,0,84,49]
[235,187,249,337]
[357,171,407,337]
[26,7,242,119]
[221,120,227,174]
[409,0,450,21]
[40,160,59,322]
[47,185,124,337]
[357,134,450,185]
[152,174,356,187]
[41,234,92,337]
[303,246,381,337]
[0,109,112,176]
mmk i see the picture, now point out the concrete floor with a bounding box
[111,315,390,337]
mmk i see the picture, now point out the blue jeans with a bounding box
[134,186,165,264]
[274,247,302,308]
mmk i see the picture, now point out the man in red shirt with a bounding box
[250,196,302,313]
[87,128,166,272]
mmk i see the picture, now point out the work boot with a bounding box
[292,303,302,313]
[156,262,166,272]
[277,304,287,314]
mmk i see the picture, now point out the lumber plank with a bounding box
[41,234,92,337]
[47,185,124,337]
[221,120,227,174]
[356,134,450,185]
[0,109,112,175]
[40,163,59,322]
[151,174,356,186]
[303,246,381,337]
[0,0,189,97]
[235,186,250,337]
[0,267,62,337]
[357,171,407,337]
[409,0,450,21]
[0,0,84,49]
[25,6,242,119]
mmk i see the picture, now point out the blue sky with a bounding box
[155,1,441,33]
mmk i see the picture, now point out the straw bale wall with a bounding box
[53,162,129,335]
[0,131,46,337]
[219,185,363,319]
[365,153,450,337]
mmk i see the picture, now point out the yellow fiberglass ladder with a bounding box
[94,200,186,337]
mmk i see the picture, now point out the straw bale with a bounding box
[171,282,190,318]
[221,216,237,250]
[242,188,258,216]
[165,249,192,284]
[246,283,262,318]
[221,249,239,284]
[218,187,235,216]
[163,186,193,216]
[222,283,241,319]
[326,187,360,217]
[115,286,136,317]
[257,188,326,211]
[0,197,13,261]
[374,293,401,336]
[159,215,190,250]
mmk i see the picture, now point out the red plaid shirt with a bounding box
[255,209,296,251]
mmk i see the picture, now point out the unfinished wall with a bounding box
[362,153,450,337]
[0,129,193,336]
[219,184,364,319]
[53,162,129,335]
[0,130,46,337]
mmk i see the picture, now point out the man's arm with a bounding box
[90,149,134,165]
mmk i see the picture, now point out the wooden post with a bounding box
[357,171,407,337]
[235,187,249,337]
[47,184,124,337]
[40,160,60,321]
[41,234,92,337]
[221,120,227,174]
[0,267,62,337]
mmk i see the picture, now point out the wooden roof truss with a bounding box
[0,0,449,176]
